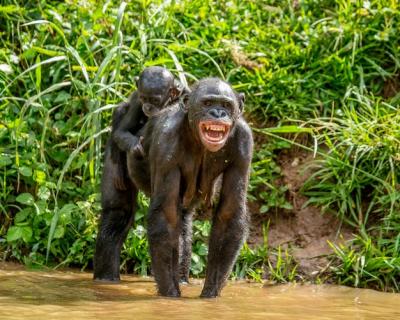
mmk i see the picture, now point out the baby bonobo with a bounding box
[110,66,186,190]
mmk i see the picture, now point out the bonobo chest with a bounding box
[180,146,230,208]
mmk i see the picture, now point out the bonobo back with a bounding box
[109,67,188,191]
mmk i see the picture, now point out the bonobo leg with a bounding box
[179,208,194,283]
[147,168,181,297]
[94,147,137,281]
[200,167,249,298]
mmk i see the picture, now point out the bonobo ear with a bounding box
[171,79,183,98]
[237,92,245,112]
[170,87,180,100]
[172,79,190,100]
[180,92,190,112]
[134,76,139,87]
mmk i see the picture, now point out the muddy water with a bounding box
[0,267,399,320]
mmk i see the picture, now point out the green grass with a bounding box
[0,0,399,291]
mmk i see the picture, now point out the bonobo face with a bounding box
[137,67,174,117]
[188,78,244,152]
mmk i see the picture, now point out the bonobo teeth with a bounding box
[205,124,226,132]
[199,121,231,145]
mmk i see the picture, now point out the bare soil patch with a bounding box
[248,148,353,278]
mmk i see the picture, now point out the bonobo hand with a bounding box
[130,136,145,159]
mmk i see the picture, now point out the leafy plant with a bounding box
[1,0,400,292]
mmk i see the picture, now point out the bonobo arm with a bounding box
[113,91,146,154]
[201,122,253,298]
[109,102,130,190]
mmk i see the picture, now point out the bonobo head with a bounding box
[187,78,245,152]
[136,66,182,117]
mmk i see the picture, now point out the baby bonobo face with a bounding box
[139,92,168,117]
[137,66,175,117]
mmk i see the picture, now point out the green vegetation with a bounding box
[1,0,399,291]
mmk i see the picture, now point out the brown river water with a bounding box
[0,265,399,320]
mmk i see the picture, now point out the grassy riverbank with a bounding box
[1,0,399,291]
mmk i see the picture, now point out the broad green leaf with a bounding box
[21,226,33,243]
[14,208,32,223]
[0,155,12,167]
[59,203,76,224]
[37,186,51,200]
[53,225,65,239]
[54,91,71,103]
[16,193,35,206]
[7,226,23,242]
[19,166,32,177]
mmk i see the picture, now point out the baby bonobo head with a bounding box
[137,66,183,117]
[187,78,245,152]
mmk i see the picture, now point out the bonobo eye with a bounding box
[150,97,160,105]
[223,101,232,109]
[203,100,212,107]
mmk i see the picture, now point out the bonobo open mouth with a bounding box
[198,120,232,152]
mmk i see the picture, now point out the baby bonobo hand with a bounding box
[130,136,145,159]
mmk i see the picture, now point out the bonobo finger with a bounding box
[139,136,145,155]
[131,145,143,158]
[114,177,127,191]
[138,143,145,157]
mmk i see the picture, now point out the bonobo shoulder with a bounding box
[236,117,252,138]
[155,104,183,135]
[232,117,253,164]
[147,105,184,153]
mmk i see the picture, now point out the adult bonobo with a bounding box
[131,77,253,297]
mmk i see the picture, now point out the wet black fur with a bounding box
[94,78,253,298]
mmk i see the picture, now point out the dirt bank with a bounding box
[248,148,353,279]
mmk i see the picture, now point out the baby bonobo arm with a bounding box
[110,92,147,190]
[110,102,129,191]
[113,92,147,158]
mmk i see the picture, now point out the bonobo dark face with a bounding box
[137,66,175,117]
[187,78,245,152]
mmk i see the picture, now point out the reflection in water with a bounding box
[0,267,399,320]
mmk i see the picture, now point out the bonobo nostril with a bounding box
[209,109,219,118]
[209,108,227,118]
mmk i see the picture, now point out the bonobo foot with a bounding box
[158,286,181,298]
[200,285,219,298]
[93,277,121,284]
[179,277,189,285]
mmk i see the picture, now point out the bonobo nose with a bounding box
[208,108,228,119]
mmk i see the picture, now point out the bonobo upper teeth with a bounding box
[210,125,224,132]
[204,124,224,132]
